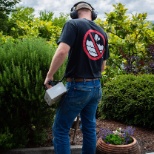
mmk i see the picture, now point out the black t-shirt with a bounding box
[58,18,109,78]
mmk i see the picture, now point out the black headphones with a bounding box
[70,1,97,20]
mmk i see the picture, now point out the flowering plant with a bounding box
[98,126,135,145]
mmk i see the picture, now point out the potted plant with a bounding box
[96,126,141,154]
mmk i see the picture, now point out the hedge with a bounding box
[0,37,65,149]
[98,74,154,129]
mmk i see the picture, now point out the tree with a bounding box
[8,7,35,37]
[0,0,20,14]
[8,8,68,42]
[0,0,20,33]
[96,3,154,77]
[39,10,54,21]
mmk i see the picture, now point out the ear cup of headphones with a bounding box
[91,10,97,20]
[70,10,78,19]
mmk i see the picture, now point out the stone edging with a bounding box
[0,145,82,154]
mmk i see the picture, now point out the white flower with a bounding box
[113,128,122,135]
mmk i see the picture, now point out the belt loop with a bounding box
[84,78,86,84]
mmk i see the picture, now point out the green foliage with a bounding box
[0,12,9,33]
[0,0,21,33]
[8,7,37,38]
[105,134,124,145]
[0,32,14,45]
[37,20,61,42]
[39,11,68,27]
[32,128,48,145]
[96,3,154,79]
[0,0,20,14]
[52,13,69,28]
[10,6,35,22]
[0,128,14,149]
[0,37,65,149]
[7,7,68,43]
[39,10,54,21]
[98,74,154,129]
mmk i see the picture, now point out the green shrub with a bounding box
[0,37,65,149]
[98,74,154,129]
[0,128,14,149]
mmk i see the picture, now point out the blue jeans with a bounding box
[52,79,102,154]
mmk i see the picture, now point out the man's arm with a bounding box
[101,60,107,72]
[44,42,70,88]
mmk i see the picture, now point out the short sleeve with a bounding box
[57,21,77,47]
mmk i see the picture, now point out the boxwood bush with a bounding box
[98,74,154,129]
[0,37,65,149]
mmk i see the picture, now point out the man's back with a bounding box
[59,18,109,78]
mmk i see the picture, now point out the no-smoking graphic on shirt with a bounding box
[83,29,106,60]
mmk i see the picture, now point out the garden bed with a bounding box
[29,119,154,154]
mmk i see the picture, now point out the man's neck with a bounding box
[79,15,91,20]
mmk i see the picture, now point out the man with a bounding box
[44,1,109,154]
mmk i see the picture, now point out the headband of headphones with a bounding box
[70,1,97,20]
[71,1,94,11]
